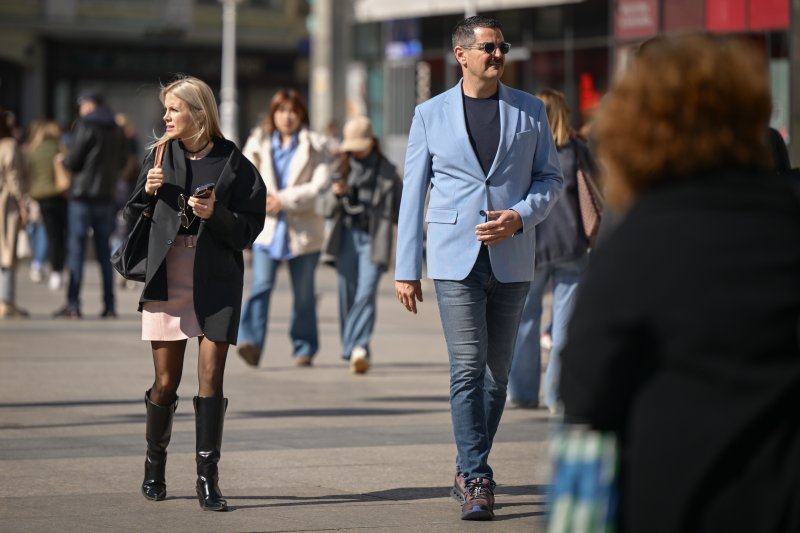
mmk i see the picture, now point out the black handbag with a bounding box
[110,206,152,282]
[110,143,164,282]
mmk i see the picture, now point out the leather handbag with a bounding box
[574,139,604,246]
[53,152,71,194]
[110,143,164,282]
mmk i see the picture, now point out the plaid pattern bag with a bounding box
[548,425,619,533]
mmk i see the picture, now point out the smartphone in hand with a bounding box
[193,183,215,198]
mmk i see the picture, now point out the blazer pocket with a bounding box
[425,207,457,224]
[515,129,535,141]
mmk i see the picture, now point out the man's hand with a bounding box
[475,209,522,245]
[395,280,423,314]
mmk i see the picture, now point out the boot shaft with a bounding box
[193,396,228,477]
[145,390,178,453]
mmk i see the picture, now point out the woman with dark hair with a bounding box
[558,34,800,531]
[0,107,28,318]
[124,75,266,511]
[236,89,330,368]
[319,116,402,374]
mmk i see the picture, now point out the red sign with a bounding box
[706,0,747,32]
[615,0,659,40]
[749,0,789,30]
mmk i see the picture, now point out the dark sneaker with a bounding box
[53,306,81,319]
[461,477,494,520]
[237,343,261,367]
[450,471,466,504]
[100,308,117,319]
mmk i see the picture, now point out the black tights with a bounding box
[149,337,229,406]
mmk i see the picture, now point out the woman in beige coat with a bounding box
[237,89,330,367]
[0,108,29,318]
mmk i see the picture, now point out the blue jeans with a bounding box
[508,254,588,410]
[66,200,116,312]
[27,221,48,267]
[238,247,320,359]
[434,247,530,483]
[336,227,382,359]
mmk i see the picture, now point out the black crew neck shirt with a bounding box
[463,91,500,176]
[179,139,231,235]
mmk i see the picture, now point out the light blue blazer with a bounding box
[395,80,564,283]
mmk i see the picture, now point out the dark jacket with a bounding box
[123,138,266,344]
[560,170,800,533]
[534,137,597,267]
[320,152,402,270]
[63,106,127,201]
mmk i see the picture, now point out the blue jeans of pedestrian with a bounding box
[434,246,530,483]
[336,226,383,359]
[238,247,320,359]
[508,254,588,410]
[27,221,48,267]
[66,200,116,312]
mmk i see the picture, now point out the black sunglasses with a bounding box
[464,42,511,55]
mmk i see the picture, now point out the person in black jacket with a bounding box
[557,34,800,532]
[124,75,265,512]
[507,89,598,412]
[53,91,126,318]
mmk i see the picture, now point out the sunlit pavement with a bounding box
[0,256,552,532]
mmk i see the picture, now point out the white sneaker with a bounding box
[48,272,63,291]
[350,346,370,374]
[30,267,43,283]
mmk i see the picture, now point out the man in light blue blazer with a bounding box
[394,15,563,521]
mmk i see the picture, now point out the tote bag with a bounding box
[110,143,164,282]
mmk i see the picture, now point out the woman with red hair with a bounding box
[237,89,330,368]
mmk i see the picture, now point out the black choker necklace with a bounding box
[184,140,210,155]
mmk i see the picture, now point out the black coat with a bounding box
[63,106,127,201]
[123,138,266,344]
[560,170,800,533]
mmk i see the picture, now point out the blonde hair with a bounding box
[595,34,771,210]
[537,89,572,147]
[26,120,61,152]
[149,75,224,151]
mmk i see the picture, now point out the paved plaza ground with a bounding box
[0,257,553,532]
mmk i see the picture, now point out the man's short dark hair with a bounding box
[452,15,502,49]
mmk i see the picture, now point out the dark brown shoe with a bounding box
[450,471,466,503]
[237,344,260,367]
[461,477,494,520]
[294,355,313,367]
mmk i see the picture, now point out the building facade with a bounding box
[347,0,792,166]
[0,0,311,153]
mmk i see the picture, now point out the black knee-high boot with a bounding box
[142,390,178,501]
[194,396,228,511]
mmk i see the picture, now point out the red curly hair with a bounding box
[595,34,772,210]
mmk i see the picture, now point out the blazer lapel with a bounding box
[486,83,518,180]
[446,81,484,178]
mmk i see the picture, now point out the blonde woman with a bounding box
[123,75,266,511]
[507,89,598,413]
[25,120,67,290]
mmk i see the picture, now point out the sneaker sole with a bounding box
[461,506,494,520]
